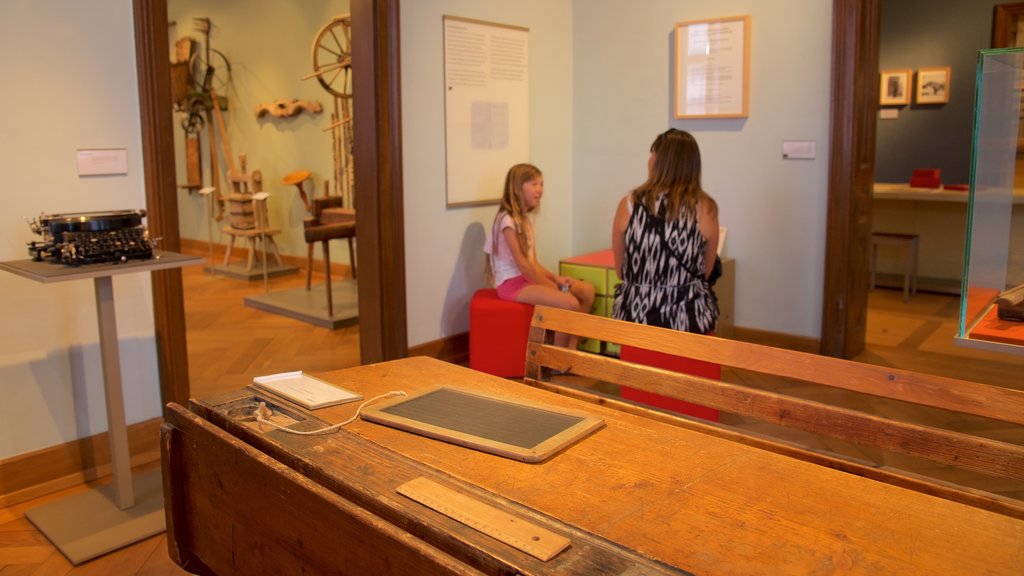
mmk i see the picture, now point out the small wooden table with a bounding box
[0,251,203,565]
[163,357,1024,575]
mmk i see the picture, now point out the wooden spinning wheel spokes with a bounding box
[190,46,232,96]
[311,14,352,99]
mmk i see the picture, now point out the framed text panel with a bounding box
[674,15,750,119]
[444,16,530,207]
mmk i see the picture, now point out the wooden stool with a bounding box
[222,192,284,271]
[870,232,919,302]
[221,228,284,271]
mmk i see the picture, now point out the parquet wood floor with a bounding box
[182,264,362,399]
[2,277,1021,574]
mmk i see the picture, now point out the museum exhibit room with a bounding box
[1,0,1023,574]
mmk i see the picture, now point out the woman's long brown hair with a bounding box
[633,129,715,220]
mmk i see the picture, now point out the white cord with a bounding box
[254,390,407,435]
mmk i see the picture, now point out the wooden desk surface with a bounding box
[196,357,1024,575]
[874,182,1024,204]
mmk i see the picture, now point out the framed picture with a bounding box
[915,67,951,105]
[674,15,751,119]
[879,69,911,106]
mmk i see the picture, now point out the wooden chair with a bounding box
[304,195,356,316]
[523,305,1024,518]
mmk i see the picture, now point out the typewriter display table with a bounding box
[0,250,203,564]
[162,357,1023,575]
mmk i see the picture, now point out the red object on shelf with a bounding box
[469,289,534,378]
[909,168,942,188]
[619,345,720,421]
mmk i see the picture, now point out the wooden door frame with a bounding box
[133,0,406,411]
[134,0,868,411]
[821,0,879,358]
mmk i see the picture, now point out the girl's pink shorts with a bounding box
[496,275,531,301]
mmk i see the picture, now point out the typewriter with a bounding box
[26,209,156,266]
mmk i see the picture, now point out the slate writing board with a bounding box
[360,386,604,462]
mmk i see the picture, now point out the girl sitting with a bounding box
[485,163,595,348]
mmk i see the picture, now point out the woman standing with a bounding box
[612,129,719,334]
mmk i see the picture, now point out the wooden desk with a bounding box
[163,357,1024,575]
[873,182,1024,204]
[0,251,203,565]
[872,183,1024,293]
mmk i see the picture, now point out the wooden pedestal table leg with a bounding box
[222,231,236,266]
[306,241,315,290]
[323,239,333,317]
[347,236,356,279]
[246,236,256,272]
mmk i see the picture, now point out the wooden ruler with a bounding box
[397,476,571,562]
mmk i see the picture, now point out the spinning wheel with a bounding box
[172,17,234,220]
[304,14,354,205]
[191,46,232,95]
[310,15,352,99]
[189,17,233,99]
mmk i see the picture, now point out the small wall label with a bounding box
[76,148,128,176]
[782,140,816,160]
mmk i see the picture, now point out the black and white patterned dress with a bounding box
[612,195,718,334]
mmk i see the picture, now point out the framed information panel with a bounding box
[674,15,751,119]
[443,16,530,207]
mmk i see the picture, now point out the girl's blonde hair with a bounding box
[485,163,542,283]
[633,129,717,220]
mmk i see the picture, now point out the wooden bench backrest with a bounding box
[524,306,1024,515]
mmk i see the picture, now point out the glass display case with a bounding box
[957,48,1024,354]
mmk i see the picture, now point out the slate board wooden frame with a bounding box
[360,386,605,462]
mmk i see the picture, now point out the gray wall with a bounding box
[875,0,1004,184]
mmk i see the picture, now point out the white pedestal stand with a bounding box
[0,251,203,565]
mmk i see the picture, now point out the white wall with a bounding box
[402,0,834,345]
[401,1,575,346]
[168,0,350,265]
[572,0,833,338]
[0,0,836,461]
[0,0,159,458]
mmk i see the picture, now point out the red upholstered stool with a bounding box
[469,289,534,378]
[619,345,720,421]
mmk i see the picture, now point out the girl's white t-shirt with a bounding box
[484,212,534,287]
